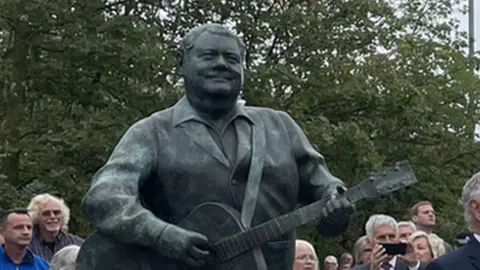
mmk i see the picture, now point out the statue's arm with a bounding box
[278,111,353,235]
[81,118,166,247]
[278,111,346,204]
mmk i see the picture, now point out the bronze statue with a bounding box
[76,23,355,270]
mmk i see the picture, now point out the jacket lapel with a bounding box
[178,121,230,168]
[234,120,252,168]
[394,257,404,270]
[467,236,480,270]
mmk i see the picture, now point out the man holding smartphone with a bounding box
[352,214,426,270]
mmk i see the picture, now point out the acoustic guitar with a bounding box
[76,160,417,270]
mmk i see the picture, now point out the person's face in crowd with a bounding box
[412,236,433,263]
[371,225,398,261]
[293,242,317,270]
[180,31,244,116]
[468,198,480,227]
[324,260,338,270]
[339,253,353,269]
[0,233,4,244]
[3,213,33,247]
[399,225,415,242]
[40,200,63,234]
[362,240,373,264]
[413,204,436,227]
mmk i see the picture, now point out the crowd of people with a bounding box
[293,172,480,270]
[1,171,479,270]
[0,194,83,270]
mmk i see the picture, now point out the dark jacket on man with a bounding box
[426,233,480,270]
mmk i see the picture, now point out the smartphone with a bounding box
[380,243,407,255]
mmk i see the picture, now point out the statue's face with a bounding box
[181,31,243,114]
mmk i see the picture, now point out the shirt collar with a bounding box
[172,96,254,127]
[474,233,480,243]
[1,245,35,265]
[388,256,397,268]
[34,229,63,243]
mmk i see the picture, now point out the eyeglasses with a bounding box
[295,255,318,262]
[41,210,61,217]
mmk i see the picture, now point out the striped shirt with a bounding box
[29,230,84,262]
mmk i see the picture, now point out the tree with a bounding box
[1,0,478,259]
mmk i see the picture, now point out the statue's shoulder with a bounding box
[149,106,175,121]
[127,106,175,131]
[244,106,293,123]
[245,105,286,116]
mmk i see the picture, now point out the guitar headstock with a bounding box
[352,160,417,200]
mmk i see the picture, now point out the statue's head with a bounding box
[176,23,246,115]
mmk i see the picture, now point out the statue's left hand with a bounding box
[316,186,355,236]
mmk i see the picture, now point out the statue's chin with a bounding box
[188,90,239,112]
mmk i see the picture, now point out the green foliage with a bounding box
[1,0,479,260]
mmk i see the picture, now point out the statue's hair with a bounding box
[176,23,246,66]
[27,193,70,232]
[50,245,80,270]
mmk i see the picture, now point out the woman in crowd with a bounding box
[352,235,372,266]
[409,231,436,264]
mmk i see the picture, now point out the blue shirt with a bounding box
[0,245,49,270]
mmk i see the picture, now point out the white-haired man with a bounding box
[398,221,416,242]
[293,240,318,270]
[352,214,426,270]
[27,193,84,262]
[426,172,480,270]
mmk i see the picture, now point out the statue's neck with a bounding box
[196,106,237,134]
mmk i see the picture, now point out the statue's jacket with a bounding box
[82,96,345,269]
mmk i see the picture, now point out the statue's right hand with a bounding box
[157,225,210,267]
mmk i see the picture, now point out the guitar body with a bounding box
[76,202,259,270]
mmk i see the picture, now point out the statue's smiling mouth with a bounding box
[208,77,229,82]
[205,72,233,80]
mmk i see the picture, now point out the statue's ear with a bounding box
[175,50,184,76]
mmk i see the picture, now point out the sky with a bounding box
[455,1,480,140]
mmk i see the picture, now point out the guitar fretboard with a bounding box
[212,160,416,262]
[212,185,365,262]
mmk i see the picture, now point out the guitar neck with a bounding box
[213,185,364,260]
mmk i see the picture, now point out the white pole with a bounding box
[468,0,474,60]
